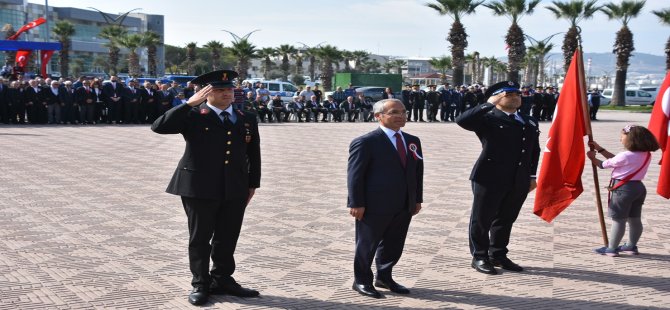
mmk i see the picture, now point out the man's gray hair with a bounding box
[373,99,402,114]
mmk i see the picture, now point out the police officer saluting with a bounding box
[456,81,540,275]
[152,70,261,305]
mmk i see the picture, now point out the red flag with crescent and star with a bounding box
[40,50,54,77]
[647,71,670,199]
[533,49,588,222]
[15,50,31,68]
[7,17,47,40]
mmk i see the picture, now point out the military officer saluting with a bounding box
[152,69,261,306]
[456,81,540,275]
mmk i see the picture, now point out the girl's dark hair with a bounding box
[623,126,660,152]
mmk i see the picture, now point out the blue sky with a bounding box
[35,0,669,58]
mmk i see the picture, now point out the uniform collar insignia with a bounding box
[529,119,537,127]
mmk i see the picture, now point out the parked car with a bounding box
[600,88,655,106]
[162,75,198,87]
[259,80,300,102]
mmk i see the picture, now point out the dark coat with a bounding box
[456,103,540,188]
[347,128,424,215]
[151,103,261,201]
[74,87,97,106]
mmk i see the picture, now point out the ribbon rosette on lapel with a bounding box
[200,108,209,115]
[408,143,423,160]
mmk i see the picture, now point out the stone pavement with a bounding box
[0,110,668,310]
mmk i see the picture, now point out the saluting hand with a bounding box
[186,85,212,107]
[350,207,365,221]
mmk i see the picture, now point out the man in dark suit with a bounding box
[102,76,124,124]
[75,79,97,124]
[348,98,424,298]
[123,79,143,124]
[456,81,540,275]
[152,70,261,306]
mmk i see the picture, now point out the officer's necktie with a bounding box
[220,111,233,129]
[394,132,407,168]
[509,113,518,123]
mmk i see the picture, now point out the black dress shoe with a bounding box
[210,280,259,297]
[352,282,382,298]
[490,257,524,272]
[471,258,498,275]
[188,287,209,305]
[374,279,410,294]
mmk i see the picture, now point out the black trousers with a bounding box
[181,196,247,288]
[354,210,411,285]
[469,181,528,260]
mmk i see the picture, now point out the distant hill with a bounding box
[503,52,666,82]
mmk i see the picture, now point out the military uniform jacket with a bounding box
[456,103,540,188]
[151,103,261,201]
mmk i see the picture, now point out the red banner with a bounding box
[40,50,54,78]
[647,72,670,199]
[15,50,31,68]
[533,49,588,222]
[7,17,47,40]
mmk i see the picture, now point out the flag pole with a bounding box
[575,37,608,246]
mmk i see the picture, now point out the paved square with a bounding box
[0,110,668,309]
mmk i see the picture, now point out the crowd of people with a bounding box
[0,74,605,125]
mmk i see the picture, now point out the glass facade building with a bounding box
[0,0,165,77]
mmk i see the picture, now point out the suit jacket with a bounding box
[151,103,261,201]
[23,87,42,105]
[74,87,97,105]
[41,88,61,105]
[102,82,123,103]
[124,87,143,105]
[347,128,424,215]
[456,103,540,188]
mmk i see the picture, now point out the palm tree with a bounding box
[653,8,670,71]
[480,56,498,85]
[390,59,407,75]
[341,50,354,71]
[2,24,16,61]
[52,20,75,78]
[383,60,395,73]
[426,0,484,85]
[306,47,322,81]
[203,40,224,71]
[484,0,540,82]
[601,0,645,106]
[257,47,277,79]
[222,30,259,81]
[429,56,453,84]
[118,33,143,77]
[229,39,257,80]
[292,49,303,77]
[528,41,554,86]
[351,50,370,72]
[99,25,127,75]
[314,45,340,91]
[276,44,296,81]
[141,31,161,76]
[547,0,601,71]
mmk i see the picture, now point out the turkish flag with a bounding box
[40,50,54,78]
[7,17,47,40]
[533,49,588,222]
[15,50,31,68]
[647,72,670,199]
